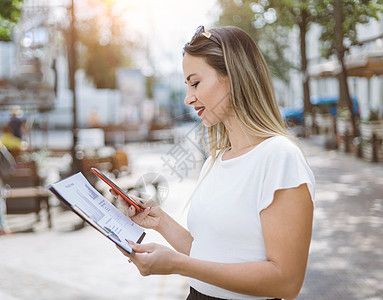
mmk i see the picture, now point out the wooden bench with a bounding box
[2,159,52,229]
[4,186,52,229]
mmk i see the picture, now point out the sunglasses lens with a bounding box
[190,26,204,44]
[189,25,220,46]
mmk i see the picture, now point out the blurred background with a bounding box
[0,1,383,299]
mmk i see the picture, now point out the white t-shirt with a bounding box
[187,136,315,299]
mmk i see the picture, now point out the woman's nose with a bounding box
[184,95,196,106]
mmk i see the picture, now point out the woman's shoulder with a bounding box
[263,135,301,153]
[255,135,307,168]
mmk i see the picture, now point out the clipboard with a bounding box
[48,172,146,254]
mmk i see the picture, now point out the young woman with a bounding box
[113,25,315,300]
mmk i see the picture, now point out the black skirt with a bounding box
[186,287,281,300]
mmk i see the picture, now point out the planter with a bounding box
[360,121,383,162]
[360,121,383,138]
[316,113,333,135]
[336,118,353,153]
[304,113,319,136]
[337,118,352,135]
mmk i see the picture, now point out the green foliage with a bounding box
[76,0,134,89]
[267,0,314,27]
[313,0,383,58]
[338,107,350,119]
[145,76,155,99]
[0,0,23,41]
[368,109,380,121]
[217,0,294,82]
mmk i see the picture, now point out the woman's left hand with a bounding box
[117,241,181,276]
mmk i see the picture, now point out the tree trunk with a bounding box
[338,59,358,137]
[69,0,81,174]
[333,0,359,140]
[299,7,312,136]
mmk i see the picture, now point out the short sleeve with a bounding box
[258,139,315,213]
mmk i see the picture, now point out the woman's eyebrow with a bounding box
[185,73,197,83]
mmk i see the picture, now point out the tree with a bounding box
[243,0,320,135]
[314,0,383,140]
[0,0,23,41]
[266,1,320,128]
[217,0,321,136]
[217,0,293,83]
[75,0,135,89]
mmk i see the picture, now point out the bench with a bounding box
[4,186,52,229]
[2,160,52,229]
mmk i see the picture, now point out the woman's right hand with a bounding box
[110,190,163,230]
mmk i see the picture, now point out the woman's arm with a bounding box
[124,184,313,300]
[155,210,194,255]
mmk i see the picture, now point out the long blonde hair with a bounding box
[183,26,290,161]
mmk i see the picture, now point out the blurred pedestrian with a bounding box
[86,108,102,128]
[8,105,27,140]
[1,124,22,153]
[113,26,315,300]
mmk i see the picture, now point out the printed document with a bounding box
[49,172,145,253]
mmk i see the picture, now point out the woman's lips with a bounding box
[195,106,205,117]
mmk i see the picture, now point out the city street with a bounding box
[0,135,382,300]
[1,1,383,300]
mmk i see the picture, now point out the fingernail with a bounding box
[127,240,134,245]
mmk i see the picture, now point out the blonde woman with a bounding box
[114,26,315,300]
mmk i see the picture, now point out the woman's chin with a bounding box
[202,119,215,127]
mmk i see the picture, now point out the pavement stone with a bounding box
[297,138,383,300]
[1,135,383,299]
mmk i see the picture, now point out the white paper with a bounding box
[50,172,145,252]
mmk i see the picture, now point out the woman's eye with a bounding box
[191,82,199,88]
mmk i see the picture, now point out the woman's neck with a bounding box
[223,117,266,156]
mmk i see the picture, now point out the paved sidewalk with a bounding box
[298,139,383,299]
[0,141,197,300]
[1,137,383,299]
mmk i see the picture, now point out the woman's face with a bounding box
[182,53,231,127]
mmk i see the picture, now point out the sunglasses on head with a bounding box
[189,25,221,46]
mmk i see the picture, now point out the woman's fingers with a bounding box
[128,194,148,208]
[128,240,155,253]
[109,189,135,209]
[131,207,151,224]
[110,189,148,209]
[122,241,177,276]
[127,205,136,217]
[109,190,157,228]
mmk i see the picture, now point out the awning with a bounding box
[343,49,383,78]
[309,60,338,78]
[310,94,359,116]
[309,48,383,78]
[279,107,304,123]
